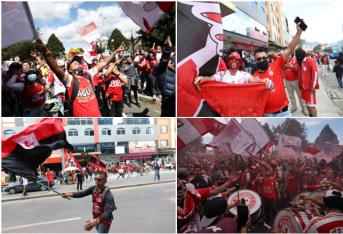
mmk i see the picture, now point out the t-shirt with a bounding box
[213,70,251,84]
[305,212,343,233]
[65,67,101,117]
[45,171,54,182]
[105,74,124,101]
[47,71,66,96]
[284,57,299,81]
[286,173,298,194]
[262,176,278,200]
[23,82,45,108]
[299,57,319,90]
[253,56,288,113]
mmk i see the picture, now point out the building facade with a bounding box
[156,118,176,159]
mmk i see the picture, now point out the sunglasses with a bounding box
[256,57,268,62]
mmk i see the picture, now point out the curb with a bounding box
[138,93,162,104]
[2,180,175,203]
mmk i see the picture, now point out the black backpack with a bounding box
[64,73,92,117]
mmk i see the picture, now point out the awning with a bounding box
[120,155,152,161]
[43,157,62,164]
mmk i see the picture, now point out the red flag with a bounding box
[264,139,276,156]
[200,81,271,117]
[2,118,73,181]
[304,146,321,155]
[76,22,100,44]
[119,2,174,33]
[88,154,107,172]
[177,118,225,149]
[177,2,224,116]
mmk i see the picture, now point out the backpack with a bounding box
[64,72,92,117]
[92,186,117,210]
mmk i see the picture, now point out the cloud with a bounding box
[29,2,81,22]
[32,3,140,51]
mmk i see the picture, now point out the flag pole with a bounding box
[35,180,71,200]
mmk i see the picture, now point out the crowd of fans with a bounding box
[2,37,175,117]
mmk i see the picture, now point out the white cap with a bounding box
[325,190,343,198]
[57,59,65,67]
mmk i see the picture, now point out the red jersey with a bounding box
[299,57,319,90]
[92,188,112,226]
[262,176,278,200]
[67,75,101,117]
[105,74,123,101]
[284,57,299,81]
[23,82,45,108]
[253,56,289,113]
[305,212,343,233]
[286,173,299,194]
[45,171,54,182]
[322,56,329,65]
[150,59,158,73]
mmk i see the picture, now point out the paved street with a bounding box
[123,94,161,117]
[2,170,175,201]
[2,182,175,233]
[290,63,342,117]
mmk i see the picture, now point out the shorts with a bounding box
[301,89,316,107]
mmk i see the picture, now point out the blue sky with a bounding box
[283,0,343,44]
[202,118,343,144]
[28,2,140,50]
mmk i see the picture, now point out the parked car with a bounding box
[3,176,55,194]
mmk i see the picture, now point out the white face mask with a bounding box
[27,74,37,82]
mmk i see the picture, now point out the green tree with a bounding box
[107,29,129,51]
[94,42,106,54]
[46,33,65,58]
[136,7,175,49]
[314,124,339,151]
[273,118,309,148]
[2,41,35,62]
[313,44,322,53]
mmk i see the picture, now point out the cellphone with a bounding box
[294,17,307,31]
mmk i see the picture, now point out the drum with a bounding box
[305,190,325,216]
[227,189,262,223]
[274,208,313,233]
[292,191,311,205]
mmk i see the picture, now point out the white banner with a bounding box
[278,134,302,148]
[76,22,100,44]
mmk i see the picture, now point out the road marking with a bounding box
[2,217,81,231]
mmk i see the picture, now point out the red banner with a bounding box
[200,81,271,117]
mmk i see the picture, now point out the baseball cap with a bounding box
[200,197,228,228]
[228,52,241,61]
[57,59,65,67]
[325,190,343,198]
[67,56,83,71]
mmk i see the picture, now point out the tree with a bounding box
[2,41,35,62]
[324,47,333,54]
[94,42,106,54]
[314,124,339,151]
[107,29,129,51]
[313,44,322,53]
[298,39,306,49]
[273,118,309,148]
[136,7,175,49]
[46,34,65,58]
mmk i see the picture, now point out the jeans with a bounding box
[264,108,291,117]
[96,223,110,233]
[154,169,160,181]
[285,79,306,111]
[336,75,343,88]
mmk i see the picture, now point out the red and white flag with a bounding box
[177,118,225,149]
[64,151,81,169]
[278,134,302,148]
[119,2,174,33]
[264,138,276,156]
[76,22,101,44]
[2,2,37,48]
[303,146,321,155]
[207,119,254,155]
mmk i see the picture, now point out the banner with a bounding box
[177,1,224,116]
[240,118,270,156]
[64,152,81,169]
[177,118,225,149]
[200,81,271,117]
[278,134,302,148]
[76,22,101,44]
[119,2,174,33]
[129,141,155,153]
[207,119,254,154]
[2,2,37,48]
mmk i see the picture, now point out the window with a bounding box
[123,118,150,125]
[68,129,78,137]
[84,128,94,136]
[132,127,141,135]
[4,129,16,137]
[100,142,115,155]
[98,118,113,125]
[160,125,168,133]
[117,128,125,135]
[146,127,152,135]
[102,128,111,136]
[160,140,168,147]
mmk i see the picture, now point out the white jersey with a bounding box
[304,212,343,233]
[213,70,251,84]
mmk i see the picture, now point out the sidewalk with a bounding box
[290,66,340,117]
[2,170,175,202]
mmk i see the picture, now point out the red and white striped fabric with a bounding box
[304,212,343,233]
[76,22,101,44]
[264,138,275,156]
[119,2,174,33]
[64,151,81,169]
[177,118,224,149]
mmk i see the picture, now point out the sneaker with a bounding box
[302,109,309,116]
[136,102,141,107]
[290,107,297,113]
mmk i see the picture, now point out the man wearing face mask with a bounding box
[295,48,319,117]
[253,22,303,117]
[6,69,46,116]
[35,39,125,117]
[194,52,274,89]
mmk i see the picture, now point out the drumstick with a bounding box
[263,223,272,230]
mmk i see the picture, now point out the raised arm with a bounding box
[96,42,125,72]
[282,23,303,61]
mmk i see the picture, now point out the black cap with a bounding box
[67,56,83,72]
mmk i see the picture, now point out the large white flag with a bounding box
[207,119,254,155]
[240,119,270,156]
[278,134,302,148]
[119,2,174,33]
[76,22,101,44]
[2,2,37,48]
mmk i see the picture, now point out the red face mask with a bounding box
[227,61,237,69]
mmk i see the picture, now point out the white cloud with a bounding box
[34,3,140,51]
[29,2,81,22]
